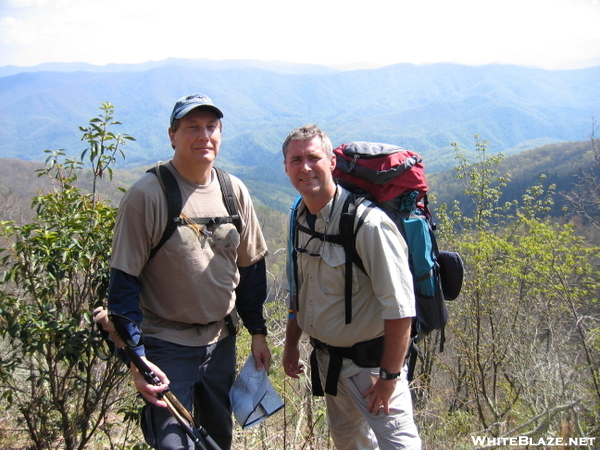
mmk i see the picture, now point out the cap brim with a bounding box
[175,104,224,120]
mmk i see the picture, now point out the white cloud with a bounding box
[7,0,51,7]
[1,0,599,68]
[0,16,37,45]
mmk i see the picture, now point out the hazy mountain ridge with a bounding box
[0,58,341,77]
[1,60,598,175]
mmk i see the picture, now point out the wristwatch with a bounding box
[379,367,401,380]
[248,327,268,336]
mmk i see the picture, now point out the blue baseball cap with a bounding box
[170,94,224,127]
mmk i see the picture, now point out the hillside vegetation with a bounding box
[0,103,598,450]
[429,139,599,220]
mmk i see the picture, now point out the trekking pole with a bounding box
[93,307,222,450]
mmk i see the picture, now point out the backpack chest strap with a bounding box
[147,164,241,259]
[173,216,237,227]
[295,223,344,245]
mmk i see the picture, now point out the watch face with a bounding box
[380,368,400,380]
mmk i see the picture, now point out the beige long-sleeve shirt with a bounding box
[284,186,416,349]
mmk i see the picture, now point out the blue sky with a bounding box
[1,0,599,69]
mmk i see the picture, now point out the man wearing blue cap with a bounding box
[108,94,271,450]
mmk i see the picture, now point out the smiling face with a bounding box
[283,136,337,209]
[169,108,222,174]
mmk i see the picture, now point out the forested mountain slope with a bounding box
[0,139,596,221]
[429,139,598,220]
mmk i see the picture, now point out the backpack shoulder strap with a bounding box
[339,193,375,324]
[147,164,182,260]
[214,167,242,234]
[288,196,303,318]
[291,191,374,325]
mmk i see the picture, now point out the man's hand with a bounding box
[363,378,397,415]
[282,344,304,379]
[130,357,170,408]
[251,334,271,371]
[282,315,304,379]
[362,317,412,414]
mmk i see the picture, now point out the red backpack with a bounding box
[333,142,428,202]
[331,142,463,381]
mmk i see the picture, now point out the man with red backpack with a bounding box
[281,125,421,450]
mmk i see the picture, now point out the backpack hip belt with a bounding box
[309,336,384,397]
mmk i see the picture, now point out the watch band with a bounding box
[379,367,401,380]
[248,327,268,336]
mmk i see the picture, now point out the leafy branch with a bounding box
[79,101,135,201]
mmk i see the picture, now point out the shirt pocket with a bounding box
[320,242,346,267]
[319,244,361,297]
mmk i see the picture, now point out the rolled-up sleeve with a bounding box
[355,211,416,320]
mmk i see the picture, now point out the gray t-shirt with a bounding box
[111,162,268,346]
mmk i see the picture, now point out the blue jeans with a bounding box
[140,335,236,450]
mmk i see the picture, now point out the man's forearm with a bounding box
[235,258,267,332]
[285,314,303,348]
[108,268,145,361]
[379,317,412,373]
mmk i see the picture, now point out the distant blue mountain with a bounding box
[0,58,340,78]
[0,59,598,174]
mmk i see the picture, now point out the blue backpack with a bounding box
[289,142,463,381]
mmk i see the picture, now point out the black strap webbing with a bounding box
[340,194,374,324]
[310,348,325,396]
[214,167,242,233]
[148,165,182,259]
[340,195,357,325]
[309,336,384,396]
[295,224,345,245]
[406,336,420,382]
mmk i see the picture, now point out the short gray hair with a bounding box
[281,125,333,159]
